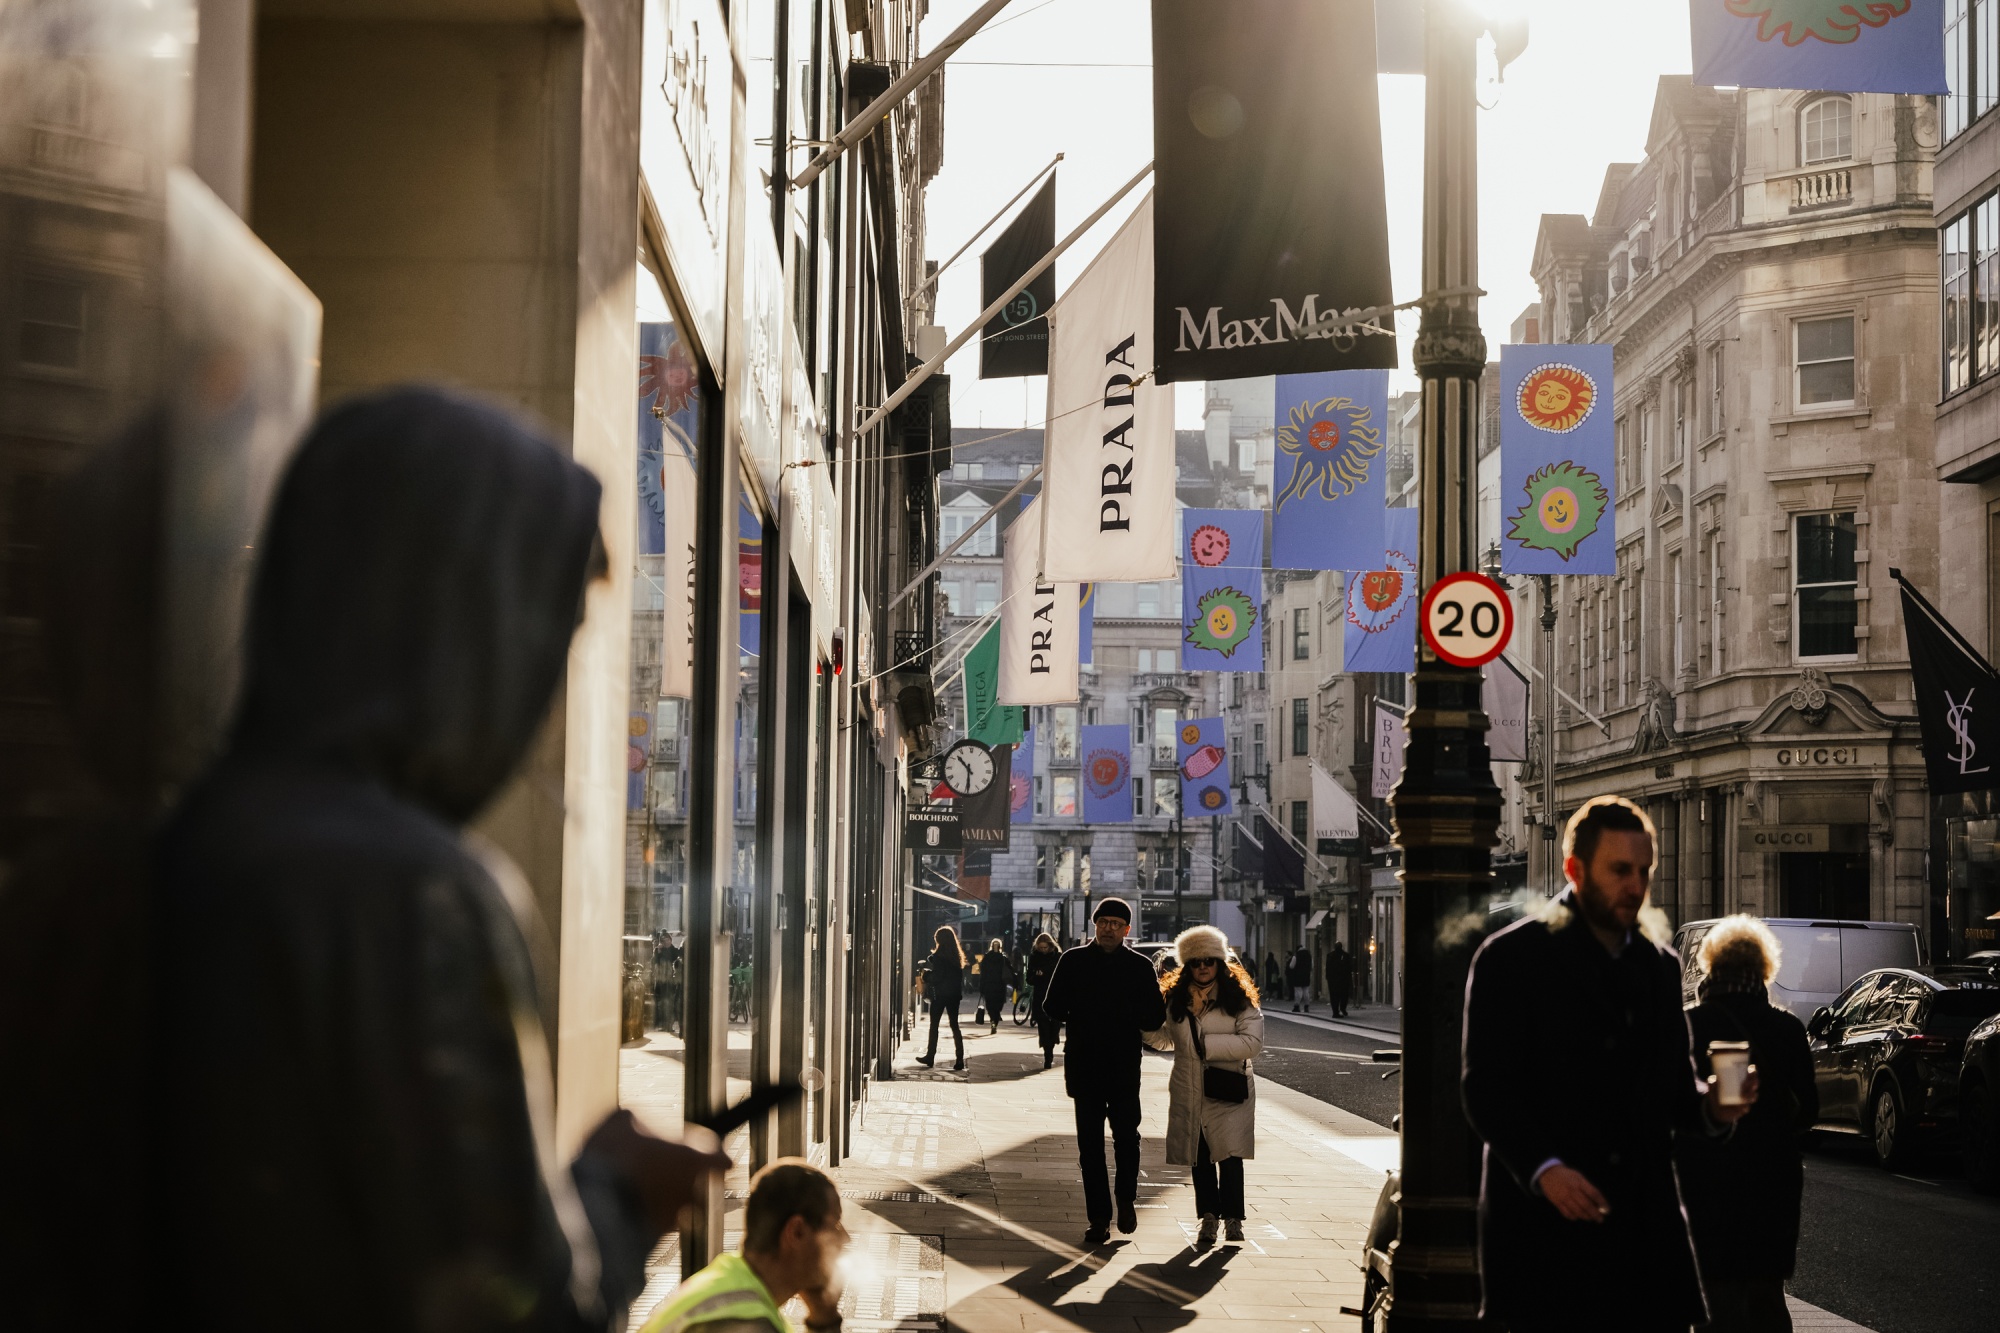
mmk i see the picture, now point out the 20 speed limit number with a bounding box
[1419,571,1514,668]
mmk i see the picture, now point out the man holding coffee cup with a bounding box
[1462,796,1757,1332]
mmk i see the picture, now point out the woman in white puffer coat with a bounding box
[1144,924,1265,1249]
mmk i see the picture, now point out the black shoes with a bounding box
[1117,1200,1137,1234]
[952,1059,966,1071]
[1043,1053,1054,1069]
[915,1053,934,1067]
[1083,1223,1111,1246]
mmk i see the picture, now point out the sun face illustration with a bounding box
[1348,547,1417,635]
[1509,461,1610,561]
[1085,749,1129,800]
[1516,363,1597,434]
[639,339,698,417]
[1726,0,1911,45]
[1180,723,1204,747]
[1274,395,1384,510]
[1188,523,1232,568]
[1185,586,1258,658]
[1199,787,1227,811]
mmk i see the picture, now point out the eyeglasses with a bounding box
[1189,957,1221,968]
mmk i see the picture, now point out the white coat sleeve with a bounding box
[1142,1016,1178,1052]
[1200,1006,1265,1063]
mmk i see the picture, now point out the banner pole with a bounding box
[907,152,1062,304]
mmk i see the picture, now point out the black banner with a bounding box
[958,744,1014,850]
[1896,571,2000,795]
[980,175,1056,378]
[1151,0,1396,384]
[906,802,962,852]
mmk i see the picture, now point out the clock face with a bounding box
[943,742,997,796]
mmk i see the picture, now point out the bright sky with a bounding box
[919,0,1698,429]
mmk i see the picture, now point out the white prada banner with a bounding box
[1040,190,1176,583]
[999,498,1081,705]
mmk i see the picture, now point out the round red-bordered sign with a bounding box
[1419,572,1514,669]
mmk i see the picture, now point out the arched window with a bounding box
[1801,95,1853,165]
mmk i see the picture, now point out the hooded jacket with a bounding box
[152,387,646,1332]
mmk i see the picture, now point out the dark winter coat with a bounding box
[1675,987,1818,1282]
[1328,946,1353,1001]
[1025,948,1061,1026]
[924,948,966,1003]
[1461,889,1710,1327]
[152,388,649,1332]
[977,950,1013,1002]
[1039,942,1168,1097]
[1286,948,1313,990]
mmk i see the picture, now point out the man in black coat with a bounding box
[1038,897,1167,1245]
[1462,796,1757,1332]
[1287,945,1314,1013]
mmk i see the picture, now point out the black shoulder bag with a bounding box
[1191,1009,1250,1104]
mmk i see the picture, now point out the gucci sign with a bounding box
[1772,746,1859,767]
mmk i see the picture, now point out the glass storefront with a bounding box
[1947,816,2000,956]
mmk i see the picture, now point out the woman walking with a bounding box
[978,938,1013,1035]
[1146,925,1264,1249]
[1675,916,1818,1332]
[1025,932,1062,1068]
[916,925,968,1071]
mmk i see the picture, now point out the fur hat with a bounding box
[1174,924,1231,965]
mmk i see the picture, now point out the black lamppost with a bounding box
[1384,2,1511,1327]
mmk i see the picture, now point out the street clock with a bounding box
[941,739,997,797]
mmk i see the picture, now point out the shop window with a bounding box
[1795,513,1859,658]
[1795,315,1855,408]
[1292,697,1308,757]
[18,277,84,371]
[1799,95,1852,165]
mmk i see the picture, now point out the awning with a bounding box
[1304,910,1328,930]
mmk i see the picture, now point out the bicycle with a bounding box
[1012,982,1032,1026]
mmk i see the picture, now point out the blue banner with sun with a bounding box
[1500,344,1616,576]
[1344,507,1419,674]
[1176,717,1234,819]
[1080,724,1133,825]
[1270,369,1390,572]
[1180,509,1266,673]
[1691,0,1946,94]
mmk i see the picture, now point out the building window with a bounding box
[1708,536,1726,675]
[940,504,996,556]
[1292,606,1310,660]
[1052,707,1078,760]
[1155,705,1178,763]
[18,278,85,371]
[1153,776,1177,817]
[1707,345,1725,437]
[1948,213,1974,395]
[1137,583,1162,617]
[1133,777,1145,817]
[1157,648,1174,673]
[1252,722,1265,774]
[1231,674,1245,707]
[1795,513,1860,658]
[1671,551,1686,678]
[1034,775,1046,816]
[1983,195,2000,381]
[1671,378,1688,462]
[1230,731,1242,774]
[1618,577,1633,706]
[1950,0,2000,140]
[974,580,998,614]
[938,580,961,614]
[1795,315,1855,408]
[1800,95,1852,165]
[1291,799,1308,843]
[1638,407,1652,481]
[1036,844,1049,887]
[1291,697,1309,757]
[1053,774,1078,817]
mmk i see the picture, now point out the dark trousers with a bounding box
[926,994,963,1060]
[1193,1132,1244,1220]
[1510,1318,1691,1333]
[1072,1084,1141,1224]
[1035,1015,1059,1055]
[1699,1278,1791,1333]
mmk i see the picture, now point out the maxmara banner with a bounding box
[1150,0,1395,384]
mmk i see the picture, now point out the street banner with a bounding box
[1080,723,1134,824]
[981,173,1057,379]
[965,622,1024,746]
[1344,507,1420,674]
[1271,370,1390,572]
[1180,509,1266,672]
[999,499,1081,705]
[957,850,993,903]
[1151,0,1395,384]
[1176,717,1235,818]
[1079,583,1096,663]
[1895,570,2000,795]
[643,324,701,698]
[1232,819,1264,879]
[1500,344,1616,575]
[1311,760,1361,841]
[628,711,652,812]
[1485,654,1530,764]
[1691,0,1947,94]
[1041,191,1177,583]
[739,500,763,656]
[1262,813,1304,892]
[1010,729,1035,825]
[959,743,1014,851]
[1372,702,1406,800]
[907,802,962,853]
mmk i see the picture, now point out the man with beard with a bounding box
[1461,796,1757,1332]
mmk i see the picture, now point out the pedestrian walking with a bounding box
[1676,916,1818,1333]
[150,387,730,1330]
[1462,796,1758,1332]
[640,1159,848,1333]
[1145,926,1265,1250]
[916,925,967,1070]
[1287,944,1313,1014]
[1328,940,1352,1018]
[978,937,1013,1035]
[1263,951,1285,1002]
[1039,898,1168,1245]
[1024,931,1063,1069]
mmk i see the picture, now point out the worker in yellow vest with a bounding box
[641,1160,849,1333]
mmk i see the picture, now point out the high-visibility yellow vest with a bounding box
[639,1253,791,1333]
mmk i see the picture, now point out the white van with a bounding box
[1671,917,1926,1022]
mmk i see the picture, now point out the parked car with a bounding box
[1674,917,1924,1022]
[1963,1009,2000,1193]
[1804,966,2000,1168]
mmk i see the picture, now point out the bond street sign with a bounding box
[1740,824,1832,852]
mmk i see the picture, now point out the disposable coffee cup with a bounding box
[1708,1041,1752,1106]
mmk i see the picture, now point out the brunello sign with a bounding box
[1150,0,1395,384]
[1741,825,1832,852]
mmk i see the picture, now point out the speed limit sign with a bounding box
[1420,572,1514,668]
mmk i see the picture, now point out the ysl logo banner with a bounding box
[1895,570,2000,795]
[1947,690,1991,777]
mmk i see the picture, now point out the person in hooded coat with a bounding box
[1145,926,1264,1250]
[151,387,726,1332]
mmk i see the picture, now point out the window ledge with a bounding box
[1771,406,1869,434]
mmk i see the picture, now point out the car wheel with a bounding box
[1871,1083,1916,1170]
[1965,1076,2000,1195]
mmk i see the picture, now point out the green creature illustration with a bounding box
[1726,0,1911,46]
[1185,586,1258,658]
[1508,461,1609,562]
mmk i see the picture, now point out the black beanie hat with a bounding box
[1091,897,1133,923]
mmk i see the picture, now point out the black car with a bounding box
[1960,1007,2000,1193]
[1805,966,2000,1169]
